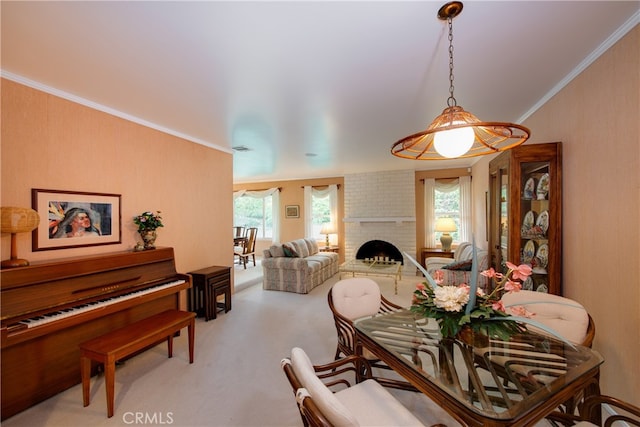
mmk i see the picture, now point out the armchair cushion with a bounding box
[501,290,590,345]
[331,278,382,320]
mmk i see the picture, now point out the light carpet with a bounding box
[2,264,551,427]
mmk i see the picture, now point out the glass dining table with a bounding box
[354,309,604,427]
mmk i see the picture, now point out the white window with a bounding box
[424,176,471,247]
[303,185,338,242]
[233,188,280,241]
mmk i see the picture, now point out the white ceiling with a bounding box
[2,1,638,183]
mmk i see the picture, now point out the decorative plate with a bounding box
[522,240,536,264]
[523,177,536,200]
[537,173,550,200]
[522,276,534,291]
[522,210,536,230]
[536,210,549,235]
[536,243,549,268]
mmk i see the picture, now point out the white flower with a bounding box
[433,286,470,312]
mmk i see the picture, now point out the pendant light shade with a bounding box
[391,2,530,160]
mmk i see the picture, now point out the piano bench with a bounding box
[79,309,196,418]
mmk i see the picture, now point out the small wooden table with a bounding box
[188,266,232,321]
[420,247,454,267]
[79,310,195,418]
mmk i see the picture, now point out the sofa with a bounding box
[425,242,489,291]
[262,238,339,294]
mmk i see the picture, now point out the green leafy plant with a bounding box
[133,211,164,232]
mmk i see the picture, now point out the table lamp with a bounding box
[435,217,457,252]
[1,207,40,268]
[319,223,336,249]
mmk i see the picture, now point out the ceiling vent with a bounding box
[232,145,251,152]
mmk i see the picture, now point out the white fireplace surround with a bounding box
[343,170,417,275]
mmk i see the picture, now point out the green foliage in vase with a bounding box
[133,211,164,232]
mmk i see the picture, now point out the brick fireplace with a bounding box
[343,170,416,275]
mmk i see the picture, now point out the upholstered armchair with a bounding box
[425,244,489,291]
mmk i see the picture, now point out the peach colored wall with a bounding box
[472,26,639,403]
[1,79,234,296]
[233,177,345,262]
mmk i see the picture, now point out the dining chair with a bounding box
[235,227,257,269]
[477,290,596,416]
[500,290,595,347]
[233,226,245,239]
[327,277,418,391]
[546,394,640,426]
[281,347,445,427]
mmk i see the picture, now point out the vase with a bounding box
[456,325,489,347]
[139,230,157,250]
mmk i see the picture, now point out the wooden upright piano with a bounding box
[0,247,191,420]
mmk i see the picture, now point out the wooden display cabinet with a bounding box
[488,142,562,295]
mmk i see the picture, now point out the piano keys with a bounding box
[1,247,191,420]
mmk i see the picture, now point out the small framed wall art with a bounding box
[32,188,122,251]
[285,205,299,218]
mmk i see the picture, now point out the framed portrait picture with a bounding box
[285,205,299,218]
[32,189,122,251]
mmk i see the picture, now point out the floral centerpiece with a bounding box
[410,249,533,341]
[133,211,163,250]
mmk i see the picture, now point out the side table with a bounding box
[188,266,232,321]
[420,248,454,267]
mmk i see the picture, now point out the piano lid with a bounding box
[1,247,181,322]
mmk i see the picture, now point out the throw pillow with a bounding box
[282,242,299,258]
[269,244,285,258]
[441,259,473,271]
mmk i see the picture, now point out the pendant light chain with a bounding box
[447,16,457,108]
[390,1,530,160]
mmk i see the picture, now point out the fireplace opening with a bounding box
[355,240,404,264]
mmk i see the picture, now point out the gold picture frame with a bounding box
[285,205,299,218]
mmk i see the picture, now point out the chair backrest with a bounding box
[288,347,359,427]
[244,227,258,254]
[233,226,245,238]
[330,278,382,320]
[501,290,594,346]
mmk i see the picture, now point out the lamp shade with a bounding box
[1,207,40,233]
[434,217,457,233]
[320,223,336,235]
[1,207,40,269]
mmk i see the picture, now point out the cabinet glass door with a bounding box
[519,161,551,292]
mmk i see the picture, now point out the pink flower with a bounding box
[508,305,535,318]
[481,268,503,279]
[492,301,506,312]
[504,280,522,292]
[416,283,426,291]
[505,262,533,281]
[434,270,444,285]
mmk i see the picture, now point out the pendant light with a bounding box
[391,2,530,160]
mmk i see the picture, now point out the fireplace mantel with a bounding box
[343,217,415,224]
